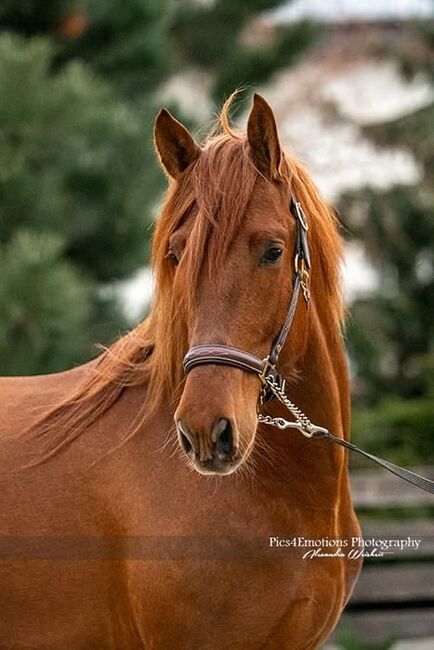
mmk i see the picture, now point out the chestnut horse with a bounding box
[0,94,362,649]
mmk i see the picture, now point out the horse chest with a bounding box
[124,554,348,649]
[116,467,355,649]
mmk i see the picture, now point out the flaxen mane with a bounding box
[28,101,344,461]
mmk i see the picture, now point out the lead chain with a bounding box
[258,374,329,439]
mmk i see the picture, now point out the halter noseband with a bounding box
[183,196,310,386]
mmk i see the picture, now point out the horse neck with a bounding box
[261,300,350,495]
[298,299,350,439]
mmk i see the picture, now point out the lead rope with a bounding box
[258,372,434,495]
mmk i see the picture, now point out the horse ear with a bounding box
[247,93,282,180]
[154,108,201,179]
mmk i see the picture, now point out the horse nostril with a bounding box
[213,418,233,459]
[177,420,193,454]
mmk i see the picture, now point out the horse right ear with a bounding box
[154,109,201,179]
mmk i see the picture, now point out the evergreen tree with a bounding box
[56,1,175,97]
[0,0,73,36]
[0,231,91,375]
[0,34,161,374]
[341,24,434,405]
[0,1,314,103]
[170,0,315,102]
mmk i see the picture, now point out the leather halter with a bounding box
[183,197,310,383]
[181,197,434,495]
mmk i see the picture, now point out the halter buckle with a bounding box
[259,358,285,405]
[295,255,310,303]
[294,201,309,231]
[299,423,329,439]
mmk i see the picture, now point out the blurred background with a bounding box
[0,1,433,647]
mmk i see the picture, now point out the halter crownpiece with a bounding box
[182,196,434,495]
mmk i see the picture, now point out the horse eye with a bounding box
[168,250,180,266]
[261,246,283,265]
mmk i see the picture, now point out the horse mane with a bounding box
[27,97,344,462]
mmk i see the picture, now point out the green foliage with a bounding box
[344,185,434,401]
[0,230,91,375]
[352,392,434,467]
[358,505,434,521]
[57,1,175,97]
[350,351,434,466]
[0,34,159,281]
[364,103,434,179]
[341,42,434,406]
[335,627,393,650]
[170,1,316,101]
[0,228,128,375]
[0,33,163,374]
[213,21,316,101]
[0,0,72,35]
[171,0,280,68]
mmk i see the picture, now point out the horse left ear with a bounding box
[247,93,282,180]
[154,108,201,179]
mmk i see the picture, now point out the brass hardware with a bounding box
[295,255,310,303]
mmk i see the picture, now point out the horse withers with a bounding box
[0,93,362,649]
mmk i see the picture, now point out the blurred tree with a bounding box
[0,231,91,375]
[0,34,161,373]
[344,182,434,402]
[0,35,162,280]
[0,0,75,36]
[170,0,315,102]
[56,1,174,97]
[0,1,315,102]
[341,25,434,410]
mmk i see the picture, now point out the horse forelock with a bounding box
[27,104,344,461]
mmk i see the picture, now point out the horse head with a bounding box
[153,94,314,475]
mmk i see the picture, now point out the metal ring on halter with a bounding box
[294,253,309,275]
[294,201,309,231]
[294,255,310,302]
[258,356,280,405]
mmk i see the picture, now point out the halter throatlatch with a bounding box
[182,196,434,495]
